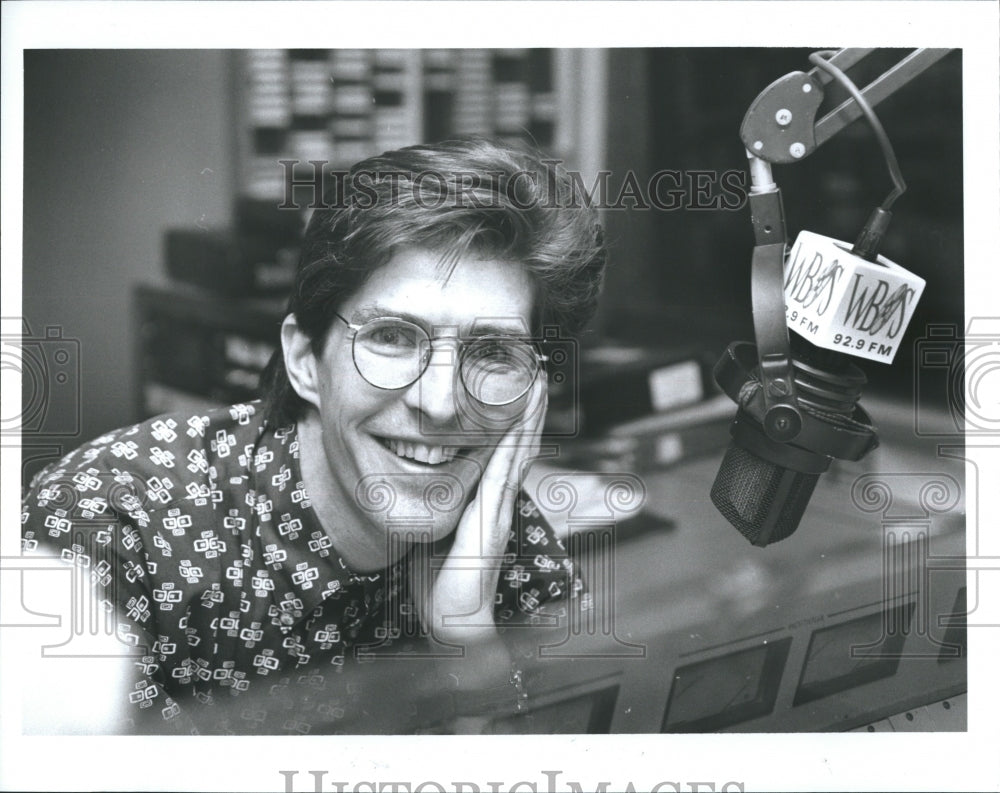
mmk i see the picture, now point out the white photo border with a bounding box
[2,2,998,791]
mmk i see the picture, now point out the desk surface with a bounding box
[506,393,968,733]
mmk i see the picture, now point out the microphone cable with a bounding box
[809,50,909,262]
[809,50,907,213]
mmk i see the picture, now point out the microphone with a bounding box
[711,335,871,546]
[710,230,925,547]
[713,47,949,546]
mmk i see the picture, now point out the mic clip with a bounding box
[714,341,880,465]
[745,155,804,445]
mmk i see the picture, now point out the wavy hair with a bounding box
[261,136,607,427]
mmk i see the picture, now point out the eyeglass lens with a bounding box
[352,318,538,405]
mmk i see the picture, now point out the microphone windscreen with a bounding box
[710,442,819,547]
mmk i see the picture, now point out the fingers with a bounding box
[475,438,520,552]
[522,375,547,460]
[440,377,547,572]
[486,376,548,549]
[422,379,547,639]
[518,370,549,434]
[491,376,546,497]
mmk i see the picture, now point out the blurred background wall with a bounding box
[22,50,233,467]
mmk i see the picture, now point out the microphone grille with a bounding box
[710,443,820,546]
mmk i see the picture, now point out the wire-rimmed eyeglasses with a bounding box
[334,313,545,406]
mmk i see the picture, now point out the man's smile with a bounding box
[375,435,461,466]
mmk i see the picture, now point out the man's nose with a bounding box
[403,340,461,427]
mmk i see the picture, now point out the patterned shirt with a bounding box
[20,401,583,734]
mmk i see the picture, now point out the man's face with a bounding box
[302,247,538,566]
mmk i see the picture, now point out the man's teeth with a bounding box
[382,438,458,464]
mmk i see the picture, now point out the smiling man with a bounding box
[283,248,539,568]
[20,138,607,734]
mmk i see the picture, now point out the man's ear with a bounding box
[281,314,321,409]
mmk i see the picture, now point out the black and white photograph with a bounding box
[2,2,998,792]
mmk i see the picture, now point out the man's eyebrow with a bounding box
[349,305,529,336]
[350,304,415,324]
[466,318,531,337]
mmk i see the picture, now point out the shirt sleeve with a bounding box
[22,453,154,631]
[20,447,198,734]
[493,491,588,624]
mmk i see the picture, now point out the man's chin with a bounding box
[351,441,500,556]
[389,515,461,545]
[353,461,478,530]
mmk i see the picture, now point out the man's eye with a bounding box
[373,328,400,345]
[470,339,531,371]
[481,341,515,364]
[366,323,419,350]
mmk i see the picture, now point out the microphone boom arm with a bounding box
[735,47,953,442]
[740,48,952,165]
